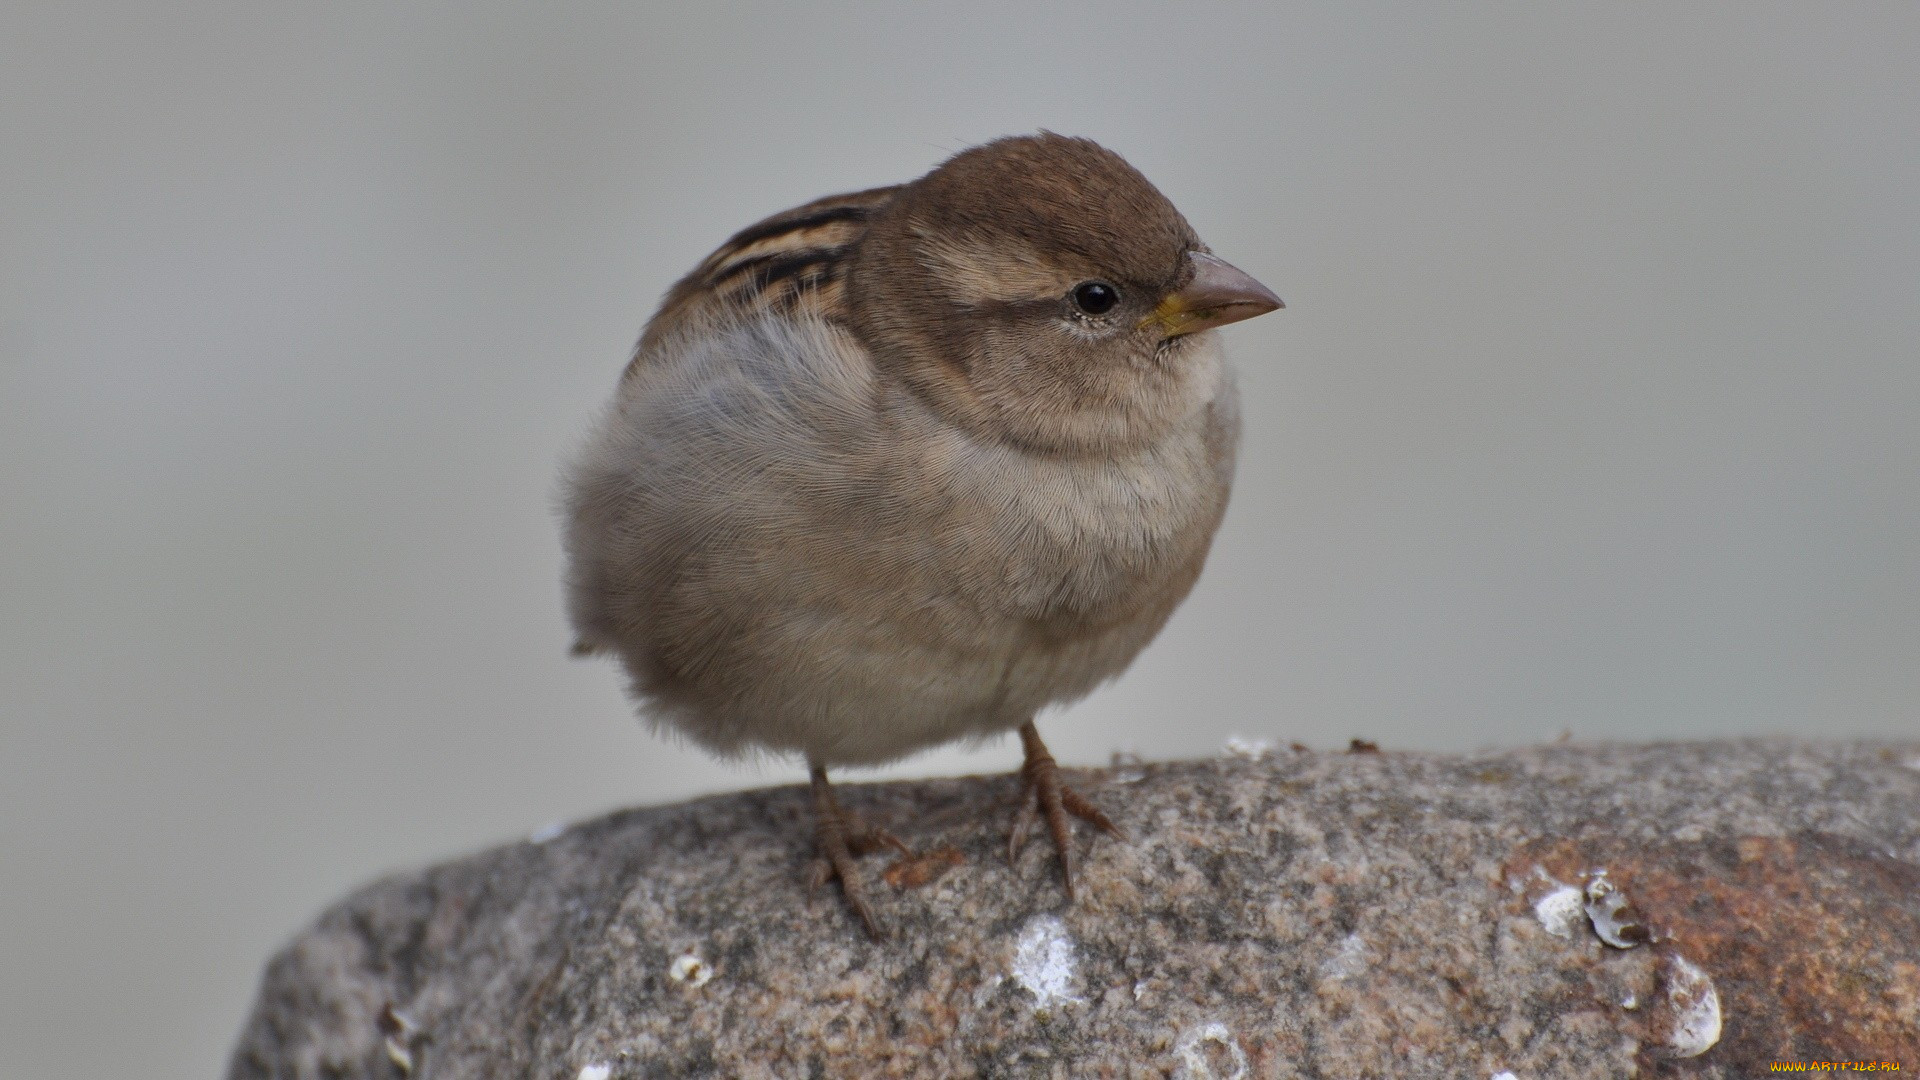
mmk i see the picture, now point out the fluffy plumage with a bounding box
[561,133,1280,933]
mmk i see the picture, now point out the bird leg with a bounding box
[1008,721,1124,901]
[806,764,909,938]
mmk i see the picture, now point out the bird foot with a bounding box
[1007,722,1125,902]
[807,767,911,938]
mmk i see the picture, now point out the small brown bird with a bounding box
[563,133,1281,936]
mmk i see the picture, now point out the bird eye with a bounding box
[1070,281,1120,316]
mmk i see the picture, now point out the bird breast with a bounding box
[563,312,1238,759]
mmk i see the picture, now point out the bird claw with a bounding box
[1007,796,1038,863]
[809,767,908,939]
[847,823,912,859]
[1007,722,1123,902]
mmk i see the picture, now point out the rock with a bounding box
[227,741,1920,1078]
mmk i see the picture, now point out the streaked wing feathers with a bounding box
[631,185,900,365]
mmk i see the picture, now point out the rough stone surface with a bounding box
[228,741,1920,1078]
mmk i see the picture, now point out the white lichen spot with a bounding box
[1583,873,1645,948]
[1221,736,1274,761]
[1174,1021,1248,1080]
[1320,931,1369,981]
[1662,954,1722,1057]
[1492,1072,1520,1080]
[383,1037,414,1075]
[1532,884,1585,939]
[668,952,713,988]
[1621,991,1639,1010]
[577,1065,611,1080]
[529,820,568,844]
[1011,914,1083,1008]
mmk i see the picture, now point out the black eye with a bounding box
[1071,280,1120,316]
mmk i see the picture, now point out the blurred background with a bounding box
[4,1,1917,1074]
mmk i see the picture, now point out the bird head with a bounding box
[846,132,1281,453]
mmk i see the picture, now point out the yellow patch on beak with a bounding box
[1142,252,1285,338]
[1139,295,1204,336]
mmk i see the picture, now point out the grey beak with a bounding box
[1141,251,1284,337]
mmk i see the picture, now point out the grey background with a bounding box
[3,2,1916,1074]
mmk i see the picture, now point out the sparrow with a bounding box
[562,133,1281,937]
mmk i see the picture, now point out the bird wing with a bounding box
[628,184,901,372]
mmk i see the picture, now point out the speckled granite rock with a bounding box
[228,741,1920,1079]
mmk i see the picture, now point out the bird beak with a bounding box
[1140,251,1284,338]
